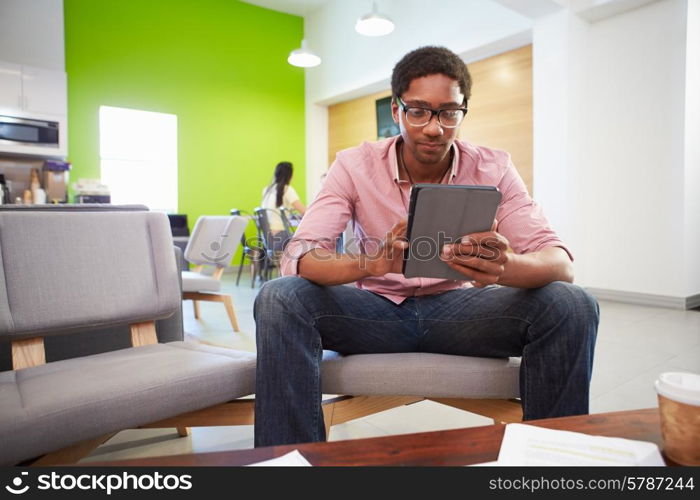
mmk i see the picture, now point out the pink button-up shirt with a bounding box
[281,136,571,303]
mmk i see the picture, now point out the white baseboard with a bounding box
[586,288,700,310]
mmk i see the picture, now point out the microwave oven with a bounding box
[0,112,67,158]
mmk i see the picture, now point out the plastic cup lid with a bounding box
[654,372,700,407]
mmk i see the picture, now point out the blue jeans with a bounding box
[254,277,599,447]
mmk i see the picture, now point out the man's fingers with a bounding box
[446,254,504,274]
[391,219,408,239]
[458,230,508,250]
[443,243,507,263]
[392,239,408,250]
[385,219,408,242]
[383,220,408,261]
[444,260,501,285]
[440,220,505,285]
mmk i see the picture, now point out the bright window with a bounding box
[99,106,178,212]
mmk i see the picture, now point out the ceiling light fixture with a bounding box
[287,39,321,68]
[355,1,395,37]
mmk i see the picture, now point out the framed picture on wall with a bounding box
[375,96,399,140]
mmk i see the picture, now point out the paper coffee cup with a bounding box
[654,371,700,465]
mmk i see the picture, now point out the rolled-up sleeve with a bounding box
[281,157,357,275]
[495,159,573,261]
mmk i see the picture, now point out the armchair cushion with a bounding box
[181,271,221,293]
[0,210,255,465]
[321,352,520,399]
[0,342,255,465]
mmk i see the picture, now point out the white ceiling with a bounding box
[240,0,331,17]
[241,0,663,21]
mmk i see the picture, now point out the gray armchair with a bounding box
[319,352,522,435]
[181,215,248,332]
[0,205,182,373]
[0,208,256,465]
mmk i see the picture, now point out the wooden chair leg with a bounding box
[29,432,117,466]
[320,395,422,439]
[428,397,523,424]
[193,300,200,319]
[12,337,46,370]
[221,295,240,332]
[322,403,334,440]
[140,400,255,428]
[184,292,239,332]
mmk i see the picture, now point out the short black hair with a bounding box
[391,46,471,104]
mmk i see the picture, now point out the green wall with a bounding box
[64,0,305,233]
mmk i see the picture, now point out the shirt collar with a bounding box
[392,136,459,183]
[449,142,459,182]
[391,136,402,182]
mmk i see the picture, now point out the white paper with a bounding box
[496,423,665,466]
[246,449,312,467]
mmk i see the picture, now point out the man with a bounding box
[254,46,599,447]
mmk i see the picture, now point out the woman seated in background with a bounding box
[261,161,306,250]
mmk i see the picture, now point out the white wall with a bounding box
[578,0,688,297]
[532,9,589,246]
[534,0,692,298]
[0,0,65,70]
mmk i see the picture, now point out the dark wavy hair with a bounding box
[265,161,293,208]
[391,46,471,104]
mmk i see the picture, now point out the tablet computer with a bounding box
[402,184,502,280]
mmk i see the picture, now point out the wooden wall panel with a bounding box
[459,45,533,194]
[327,45,532,193]
[328,89,391,166]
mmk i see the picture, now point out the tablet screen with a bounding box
[403,184,501,280]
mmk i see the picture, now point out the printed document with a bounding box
[495,424,665,466]
[246,449,312,467]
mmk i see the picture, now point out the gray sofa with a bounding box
[0,208,255,465]
[0,206,522,466]
[0,204,184,371]
[0,204,184,373]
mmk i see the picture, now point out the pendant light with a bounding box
[287,39,321,68]
[355,1,395,37]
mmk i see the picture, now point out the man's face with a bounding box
[391,74,465,166]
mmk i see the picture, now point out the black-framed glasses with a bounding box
[396,96,468,128]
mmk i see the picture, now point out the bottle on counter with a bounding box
[30,168,40,188]
[30,168,43,204]
[33,188,46,204]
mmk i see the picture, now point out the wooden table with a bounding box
[93,408,668,466]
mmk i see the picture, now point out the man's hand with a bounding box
[440,224,510,287]
[365,220,408,277]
